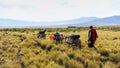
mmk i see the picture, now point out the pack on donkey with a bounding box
[53,32,64,44]
[37,28,46,39]
[65,34,81,48]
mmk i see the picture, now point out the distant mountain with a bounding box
[95,15,120,24]
[0,15,120,28]
[0,19,55,28]
[79,15,120,27]
[0,19,37,27]
[0,17,99,28]
[56,17,99,24]
[59,15,120,27]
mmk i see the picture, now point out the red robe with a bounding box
[88,28,98,43]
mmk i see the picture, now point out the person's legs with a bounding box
[88,40,94,48]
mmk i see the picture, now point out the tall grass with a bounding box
[0,27,120,68]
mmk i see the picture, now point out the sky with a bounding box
[0,0,120,22]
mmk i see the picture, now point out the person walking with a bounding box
[88,26,98,48]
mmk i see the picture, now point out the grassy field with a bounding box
[0,27,120,68]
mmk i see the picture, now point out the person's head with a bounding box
[90,26,93,29]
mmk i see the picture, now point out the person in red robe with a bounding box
[88,26,98,48]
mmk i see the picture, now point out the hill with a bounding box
[59,15,120,27]
[0,15,120,28]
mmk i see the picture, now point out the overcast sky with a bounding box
[0,0,120,22]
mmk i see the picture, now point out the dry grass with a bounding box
[0,28,120,68]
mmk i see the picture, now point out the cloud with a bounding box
[0,0,120,22]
